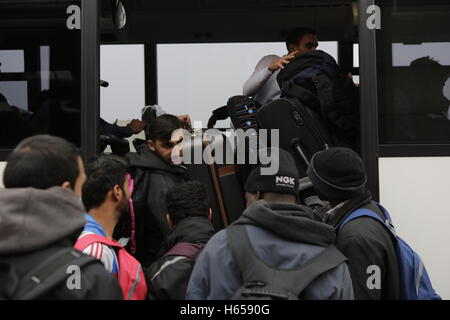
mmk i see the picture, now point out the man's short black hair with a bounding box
[285,27,317,51]
[166,181,209,225]
[82,154,129,211]
[3,134,80,190]
[145,114,184,142]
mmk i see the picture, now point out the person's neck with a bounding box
[262,193,297,204]
[88,204,119,240]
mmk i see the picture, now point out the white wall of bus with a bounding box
[379,156,450,299]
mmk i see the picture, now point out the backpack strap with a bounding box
[227,225,347,297]
[126,173,137,255]
[14,248,98,300]
[75,234,121,251]
[164,242,204,259]
[337,202,397,237]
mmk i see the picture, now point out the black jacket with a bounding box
[145,216,215,300]
[119,144,187,267]
[0,187,122,300]
[328,193,401,300]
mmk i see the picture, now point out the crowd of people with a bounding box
[0,27,439,301]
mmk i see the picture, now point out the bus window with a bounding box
[99,44,146,154]
[156,41,338,129]
[377,1,450,145]
[100,44,145,123]
[0,0,82,150]
[353,43,359,68]
[0,50,25,73]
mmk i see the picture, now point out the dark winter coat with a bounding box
[118,144,187,267]
[327,192,401,300]
[0,187,123,300]
[145,216,215,300]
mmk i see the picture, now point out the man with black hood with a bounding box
[145,181,215,300]
[306,147,401,300]
[0,135,122,300]
[116,114,188,267]
[186,148,354,300]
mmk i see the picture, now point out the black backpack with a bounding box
[0,248,98,300]
[227,225,347,300]
[277,50,360,151]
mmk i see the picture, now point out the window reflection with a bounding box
[0,1,81,149]
[377,3,450,144]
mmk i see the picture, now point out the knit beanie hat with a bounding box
[245,148,299,197]
[306,147,367,202]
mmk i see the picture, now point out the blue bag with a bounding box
[339,202,441,300]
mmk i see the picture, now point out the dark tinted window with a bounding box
[0,1,81,148]
[377,1,450,144]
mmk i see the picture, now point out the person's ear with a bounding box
[166,213,175,230]
[113,185,122,201]
[61,181,71,190]
[147,140,156,151]
[208,208,212,221]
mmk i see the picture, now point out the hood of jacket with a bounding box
[0,187,87,255]
[127,143,187,175]
[234,200,336,247]
[160,216,215,254]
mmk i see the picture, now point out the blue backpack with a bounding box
[338,202,441,300]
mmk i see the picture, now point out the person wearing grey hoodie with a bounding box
[186,149,354,300]
[0,135,122,300]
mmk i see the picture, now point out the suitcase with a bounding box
[257,97,333,177]
[184,133,246,231]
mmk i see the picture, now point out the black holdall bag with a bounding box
[257,97,333,178]
[277,50,360,151]
[227,225,347,300]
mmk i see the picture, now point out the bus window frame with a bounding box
[359,0,450,201]
[375,1,450,159]
[0,0,100,162]
[359,0,380,201]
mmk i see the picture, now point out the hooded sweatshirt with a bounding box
[186,200,354,300]
[0,187,122,300]
[0,187,86,255]
[146,216,215,300]
[117,144,187,267]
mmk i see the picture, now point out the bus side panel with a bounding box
[379,157,450,299]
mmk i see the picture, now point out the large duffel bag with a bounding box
[257,97,333,177]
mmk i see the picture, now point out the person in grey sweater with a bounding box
[243,27,319,105]
[0,135,122,300]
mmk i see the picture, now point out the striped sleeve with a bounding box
[82,243,118,274]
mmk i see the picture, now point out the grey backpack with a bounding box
[227,224,347,300]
